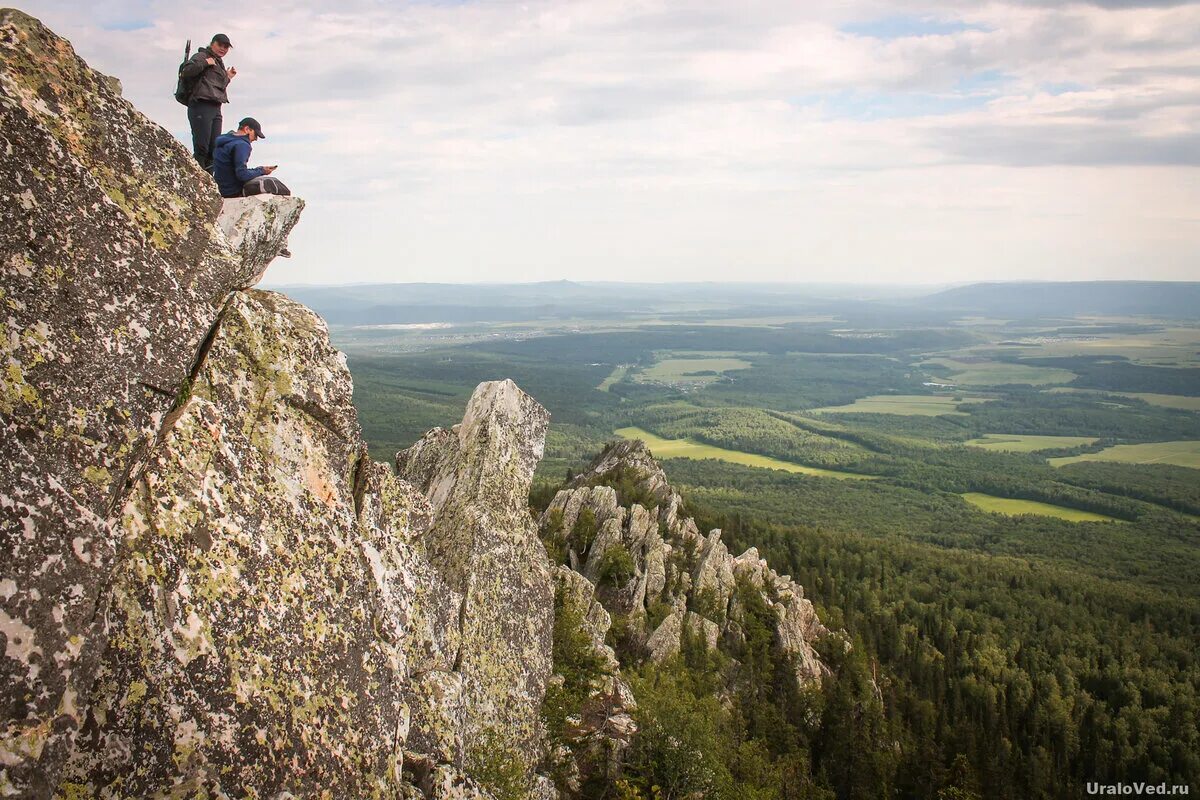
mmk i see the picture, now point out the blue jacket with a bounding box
[213,132,265,197]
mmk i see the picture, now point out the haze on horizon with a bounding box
[18,0,1200,286]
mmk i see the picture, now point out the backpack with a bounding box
[173,40,197,105]
[242,175,292,197]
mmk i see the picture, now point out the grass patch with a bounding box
[615,426,874,480]
[1049,440,1200,470]
[960,493,1121,523]
[811,394,984,416]
[965,434,1099,453]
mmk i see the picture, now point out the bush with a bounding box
[691,585,726,624]
[569,506,599,555]
[540,507,567,563]
[465,729,529,800]
[625,665,735,799]
[542,585,609,741]
[598,545,637,587]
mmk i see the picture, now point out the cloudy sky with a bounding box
[18,0,1200,285]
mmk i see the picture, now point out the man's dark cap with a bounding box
[239,117,265,139]
[212,33,232,47]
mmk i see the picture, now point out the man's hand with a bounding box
[206,57,216,66]
[227,66,237,79]
[262,165,277,175]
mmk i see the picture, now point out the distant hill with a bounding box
[920,281,1200,319]
[270,281,948,326]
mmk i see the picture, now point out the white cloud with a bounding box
[15,0,1200,283]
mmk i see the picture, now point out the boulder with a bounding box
[645,603,687,663]
[685,611,721,652]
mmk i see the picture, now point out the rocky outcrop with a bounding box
[0,10,301,794]
[217,195,305,286]
[396,380,555,772]
[57,291,414,796]
[0,12,563,798]
[535,440,830,792]
[540,439,829,682]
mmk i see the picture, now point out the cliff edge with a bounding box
[0,11,829,799]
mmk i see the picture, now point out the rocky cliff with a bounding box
[0,11,830,798]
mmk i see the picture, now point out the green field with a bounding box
[924,358,1077,386]
[959,492,1121,522]
[811,394,983,416]
[637,356,753,385]
[614,426,874,479]
[1049,440,1200,469]
[1000,327,1200,367]
[965,433,1099,452]
[597,365,631,391]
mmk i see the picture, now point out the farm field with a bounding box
[1000,328,1200,367]
[959,492,1122,522]
[614,426,875,479]
[922,358,1078,386]
[811,394,983,416]
[635,355,754,384]
[965,433,1100,452]
[1049,440,1200,469]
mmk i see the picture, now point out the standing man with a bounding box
[180,33,237,173]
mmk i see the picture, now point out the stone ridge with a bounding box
[0,10,301,795]
[561,438,829,682]
[537,439,831,786]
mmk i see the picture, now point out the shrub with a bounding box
[465,729,529,800]
[598,545,636,587]
[542,586,609,741]
[569,506,599,555]
[540,507,567,563]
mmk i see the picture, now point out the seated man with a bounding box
[213,117,292,256]
[212,117,290,198]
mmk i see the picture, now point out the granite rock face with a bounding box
[396,379,555,768]
[217,195,305,287]
[0,10,300,794]
[56,291,414,796]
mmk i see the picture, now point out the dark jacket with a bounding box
[180,46,229,104]
[212,133,265,197]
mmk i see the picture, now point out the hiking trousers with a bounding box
[188,100,222,173]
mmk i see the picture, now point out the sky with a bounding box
[16,0,1200,285]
